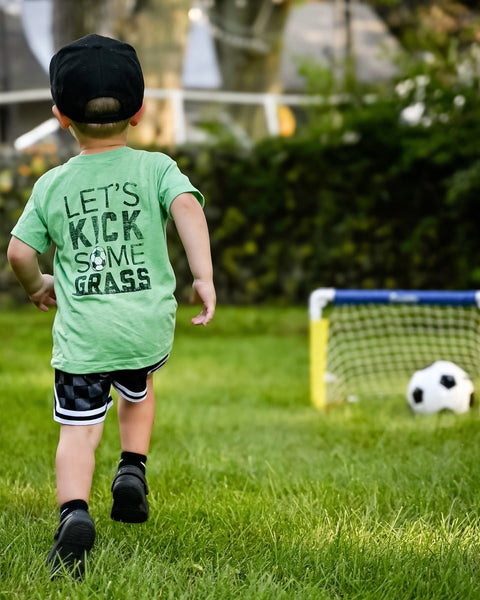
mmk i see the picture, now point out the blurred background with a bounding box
[1,0,403,148]
[1,0,480,304]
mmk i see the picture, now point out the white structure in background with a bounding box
[21,0,53,74]
[14,117,58,151]
[182,2,222,89]
[279,1,399,90]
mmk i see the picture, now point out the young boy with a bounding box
[7,34,216,577]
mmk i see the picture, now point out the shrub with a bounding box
[3,72,480,304]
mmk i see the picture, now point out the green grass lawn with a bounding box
[1,305,480,599]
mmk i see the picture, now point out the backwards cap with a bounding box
[49,34,144,123]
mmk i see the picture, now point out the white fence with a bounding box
[0,87,327,146]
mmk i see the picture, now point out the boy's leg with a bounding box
[56,423,104,504]
[48,423,103,577]
[117,373,155,454]
[111,374,154,522]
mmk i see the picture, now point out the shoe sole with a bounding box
[111,474,149,523]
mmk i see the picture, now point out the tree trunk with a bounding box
[207,0,291,138]
[117,0,191,146]
[52,0,116,49]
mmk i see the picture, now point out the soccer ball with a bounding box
[89,246,107,272]
[406,360,474,415]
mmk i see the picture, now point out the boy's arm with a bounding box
[7,236,57,312]
[170,193,216,325]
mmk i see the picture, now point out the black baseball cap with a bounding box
[49,34,144,124]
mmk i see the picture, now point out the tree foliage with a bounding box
[367,0,480,53]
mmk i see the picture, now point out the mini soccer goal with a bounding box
[309,288,480,408]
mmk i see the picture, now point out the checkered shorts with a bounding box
[53,355,169,425]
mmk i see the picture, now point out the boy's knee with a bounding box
[59,423,104,449]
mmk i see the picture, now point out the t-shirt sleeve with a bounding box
[10,188,52,254]
[157,157,204,218]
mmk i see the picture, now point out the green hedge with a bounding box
[170,108,480,303]
[2,106,480,305]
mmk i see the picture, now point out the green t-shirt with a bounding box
[11,146,204,373]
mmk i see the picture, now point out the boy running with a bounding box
[7,33,216,577]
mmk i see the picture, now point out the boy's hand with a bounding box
[29,274,57,312]
[7,237,57,312]
[190,279,216,326]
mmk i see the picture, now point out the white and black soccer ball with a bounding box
[89,246,107,271]
[406,360,474,415]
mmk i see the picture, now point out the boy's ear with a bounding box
[129,103,145,127]
[52,105,72,130]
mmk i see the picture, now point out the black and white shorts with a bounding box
[53,355,169,425]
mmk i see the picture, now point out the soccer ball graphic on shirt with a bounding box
[406,360,474,415]
[89,246,107,271]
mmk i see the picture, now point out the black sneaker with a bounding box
[111,465,149,523]
[46,509,96,578]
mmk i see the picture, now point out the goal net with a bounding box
[309,288,480,408]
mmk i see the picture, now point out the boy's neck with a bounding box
[74,130,129,155]
[78,138,127,155]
